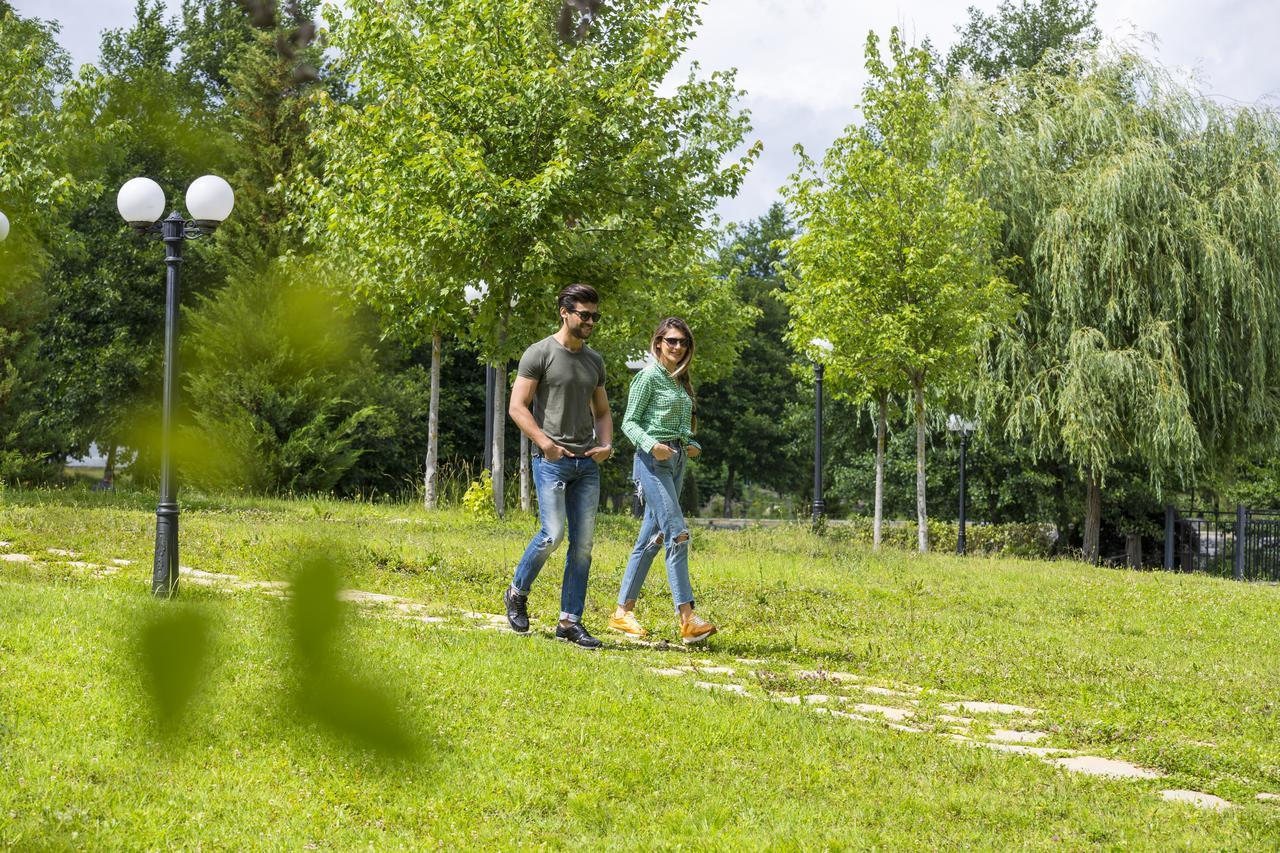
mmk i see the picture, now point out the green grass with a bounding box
[2,487,1280,847]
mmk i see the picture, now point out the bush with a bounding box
[461,471,497,520]
[828,518,1059,558]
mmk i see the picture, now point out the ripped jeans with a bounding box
[512,455,600,621]
[617,446,693,610]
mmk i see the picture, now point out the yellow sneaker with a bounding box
[608,607,648,639]
[679,612,717,645]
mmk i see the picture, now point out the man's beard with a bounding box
[571,323,594,340]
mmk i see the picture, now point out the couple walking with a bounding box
[502,283,717,648]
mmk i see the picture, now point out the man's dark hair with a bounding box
[557,283,599,310]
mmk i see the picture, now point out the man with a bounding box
[504,283,613,648]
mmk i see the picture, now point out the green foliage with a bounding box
[136,604,211,732]
[288,551,418,757]
[180,263,425,496]
[945,0,1100,80]
[301,0,758,367]
[461,470,498,520]
[945,51,1280,495]
[695,204,806,503]
[829,518,1059,558]
[784,28,1016,402]
[0,5,75,482]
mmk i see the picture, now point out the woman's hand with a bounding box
[651,443,674,461]
[686,444,701,459]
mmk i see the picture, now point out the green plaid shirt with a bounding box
[622,363,701,453]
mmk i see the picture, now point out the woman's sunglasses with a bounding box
[661,336,689,348]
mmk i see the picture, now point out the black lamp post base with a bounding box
[152,502,180,598]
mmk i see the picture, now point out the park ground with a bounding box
[2,489,1280,848]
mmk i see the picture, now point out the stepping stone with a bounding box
[795,670,862,683]
[648,668,686,677]
[851,703,915,722]
[339,590,407,605]
[941,701,1041,716]
[110,559,135,567]
[1052,756,1164,780]
[884,721,926,734]
[186,568,241,582]
[948,735,1066,757]
[935,714,975,725]
[861,685,917,698]
[0,554,33,563]
[64,561,104,570]
[735,658,767,665]
[802,694,832,704]
[459,611,492,620]
[0,541,11,548]
[812,707,876,723]
[694,681,747,695]
[1160,790,1231,811]
[1256,793,1280,803]
[693,666,735,675]
[774,695,803,704]
[988,729,1048,744]
[47,548,79,557]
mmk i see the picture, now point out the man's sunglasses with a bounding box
[661,336,689,348]
[565,309,601,322]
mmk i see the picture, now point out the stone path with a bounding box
[2,539,1275,813]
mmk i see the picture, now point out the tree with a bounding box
[0,3,76,482]
[302,0,757,515]
[32,0,231,483]
[945,51,1280,561]
[696,204,803,514]
[784,29,1016,551]
[945,0,1100,80]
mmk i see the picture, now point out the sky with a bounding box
[17,0,1280,225]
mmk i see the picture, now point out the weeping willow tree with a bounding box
[945,49,1280,561]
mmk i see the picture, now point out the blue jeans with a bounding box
[512,455,600,621]
[617,447,694,610]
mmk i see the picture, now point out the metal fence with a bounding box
[1164,506,1280,582]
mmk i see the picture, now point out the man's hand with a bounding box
[686,444,701,459]
[541,441,573,461]
[651,443,674,461]
[584,445,612,463]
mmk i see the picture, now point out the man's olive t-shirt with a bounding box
[516,336,606,455]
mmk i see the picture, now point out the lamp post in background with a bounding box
[118,175,235,598]
[947,414,977,555]
[810,338,833,526]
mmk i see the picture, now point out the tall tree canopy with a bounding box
[946,50,1280,560]
[302,0,758,513]
[946,0,1100,80]
[784,28,1016,551]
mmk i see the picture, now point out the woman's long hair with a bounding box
[649,317,696,401]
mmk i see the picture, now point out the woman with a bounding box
[609,317,717,644]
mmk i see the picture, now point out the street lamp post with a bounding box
[810,338,833,526]
[118,175,234,598]
[947,414,977,555]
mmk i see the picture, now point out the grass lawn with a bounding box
[2,487,1279,847]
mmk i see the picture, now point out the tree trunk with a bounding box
[424,331,441,509]
[724,462,735,517]
[519,432,530,512]
[913,379,928,553]
[874,393,887,550]
[1083,469,1102,564]
[492,362,507,519]
[100,444,117,490]
[1125,532,1142,569]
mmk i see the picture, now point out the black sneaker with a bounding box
[555,621,602,649]
[504,587,530,634]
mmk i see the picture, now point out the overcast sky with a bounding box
[19,0,1280,225]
